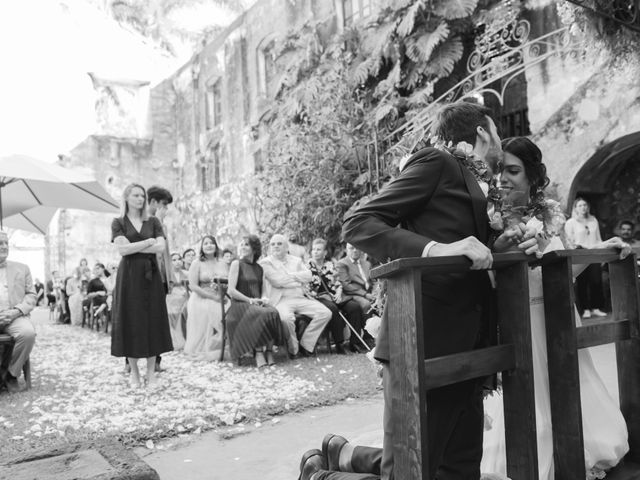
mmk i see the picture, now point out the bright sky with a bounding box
[0,0,246,163]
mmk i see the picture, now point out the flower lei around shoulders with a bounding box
[499,190,567,238]
[430,138,501,204]
[430,137,566,237]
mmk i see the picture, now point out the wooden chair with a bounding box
[371,252,540,479]
[0,333,32,389]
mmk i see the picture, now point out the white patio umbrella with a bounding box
[2,206,58,235]
[0,154,119,231]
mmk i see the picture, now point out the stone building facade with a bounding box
[49,0,640,274]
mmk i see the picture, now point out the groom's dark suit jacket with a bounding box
[343,147,493,363]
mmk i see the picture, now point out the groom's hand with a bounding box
[428,236,493,270]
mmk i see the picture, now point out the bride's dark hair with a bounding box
[501,137,550,199]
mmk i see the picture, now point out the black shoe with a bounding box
[298,347,313,358]
[3,373,22,394]
[350,343,367,354]
[334,344,347,355]
[298,449,326,480]
[363,333,376,349]
[322,433,349,471]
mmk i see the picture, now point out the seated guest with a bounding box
[226,235,286,366]
[260,234,331,357]
[0,231,37,393]
[34,278,44,306]
[184,235,228,360]
[166,253,188,350]
[308,239,366,354]
[82,263,109,315]
[336,243,375,317]
[67,271,84,326]
[182,248,196,272]
[45,273,57,307]
[221,248,234,266]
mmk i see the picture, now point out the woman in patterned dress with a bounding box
[226,235,285,367]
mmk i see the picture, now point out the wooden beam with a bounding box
[542,257,586,478]
[498,262,539,480]
[611,256,640,464]
[387,269,428,480]
[423,345,516,390]
[576,320,631,348]
[371,252,532,279]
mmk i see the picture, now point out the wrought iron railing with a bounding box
[567,0,640,34]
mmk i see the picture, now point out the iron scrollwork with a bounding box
[566,0,640,34]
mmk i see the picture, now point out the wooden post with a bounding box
[542,257,586,478]
[387,268,428,479]
[610,255,640,462]
[497,262,539,479]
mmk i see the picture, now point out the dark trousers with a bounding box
[576,263,604,313]
[314,364,484,480]
[315,297,364,345]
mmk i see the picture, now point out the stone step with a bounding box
[0,440,159,480]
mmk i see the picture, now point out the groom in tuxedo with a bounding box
[298,102,538,480]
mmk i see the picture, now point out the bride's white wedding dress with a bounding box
[481,231,629,480]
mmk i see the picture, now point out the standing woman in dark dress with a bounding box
[226,235,285,367]
[111,184,173,388]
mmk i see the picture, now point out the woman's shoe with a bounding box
[265,350,275,366]
[254,350,267,368]
[591,309,607,317]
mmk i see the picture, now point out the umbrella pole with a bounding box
[0,183,3,230]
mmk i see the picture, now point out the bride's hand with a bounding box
[493,223,526,253]
[599,236,632,259]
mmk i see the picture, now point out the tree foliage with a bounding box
[91,0,244,54]
[255,0,489,247]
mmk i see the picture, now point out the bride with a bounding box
[481,137,630,479]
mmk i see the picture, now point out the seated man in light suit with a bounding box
[336,243,375,317]
[0,231,37,393]
[260,234,331,357]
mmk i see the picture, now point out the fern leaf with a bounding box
[433,0,478,19]
[405,22,449,63]
[396,0,424,38]
[424,36,463,78]
[375,103,398,124]
[408,82,435,105]
[351,58,372,85]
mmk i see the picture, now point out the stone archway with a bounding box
[568,131,640,238]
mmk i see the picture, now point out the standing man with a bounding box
[298,102,537,479]
[619,220,639,247]
[260,234,332,357]
[0,231,37,393]
[147,185,173,372]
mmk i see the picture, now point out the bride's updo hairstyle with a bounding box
[501,137,550,199]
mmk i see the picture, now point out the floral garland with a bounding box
[429,137,566,236]
[497,189,567,237]
[431,138,503,230]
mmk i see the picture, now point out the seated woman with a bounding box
[184,235,229,360]
[226,235,286,367]
[166,252,188,350]
[82,263,109,318]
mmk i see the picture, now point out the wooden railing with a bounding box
[541,249,640,478]
[370,248,640,480]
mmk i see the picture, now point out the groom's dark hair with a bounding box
[433,102,495,146]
